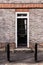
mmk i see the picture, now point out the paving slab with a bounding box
[0,51,43,65]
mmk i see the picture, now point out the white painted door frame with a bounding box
[15,12,29,48]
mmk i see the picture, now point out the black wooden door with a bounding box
[17,18,27,47]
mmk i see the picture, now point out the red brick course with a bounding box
[0,4,43,9]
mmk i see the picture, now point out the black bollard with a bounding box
[35,43,37,62]
[7,44,10,62]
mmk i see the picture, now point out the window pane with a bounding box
[17,14,27,16]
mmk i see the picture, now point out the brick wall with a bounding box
[0,3,43,49]
[0,0,43,3]
[29,9,43,45]
[0,9,15,49]
[0,9,43,49]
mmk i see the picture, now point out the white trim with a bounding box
[16,12,28,13]
[27,13,29,47]
[15,12,29,48]
[17,17,28,18]
[15,12,17,48]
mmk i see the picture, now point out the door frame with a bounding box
[15,12,29,48]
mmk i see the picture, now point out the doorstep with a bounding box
[14,48,33,52]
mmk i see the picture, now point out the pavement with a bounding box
[0,50,43,65]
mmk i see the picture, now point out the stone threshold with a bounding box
[14,48,33,52]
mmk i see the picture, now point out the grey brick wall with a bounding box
[0,0,43,3]
[0,9,43,48]
[29,9,43,44]
[0,9,15,43]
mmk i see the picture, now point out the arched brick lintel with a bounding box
[15,9,29,12]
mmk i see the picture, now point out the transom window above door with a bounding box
[17,14,27,16]
[16,12,28,18]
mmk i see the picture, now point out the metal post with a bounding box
[35,43,37,62]
[7,43,10,61]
